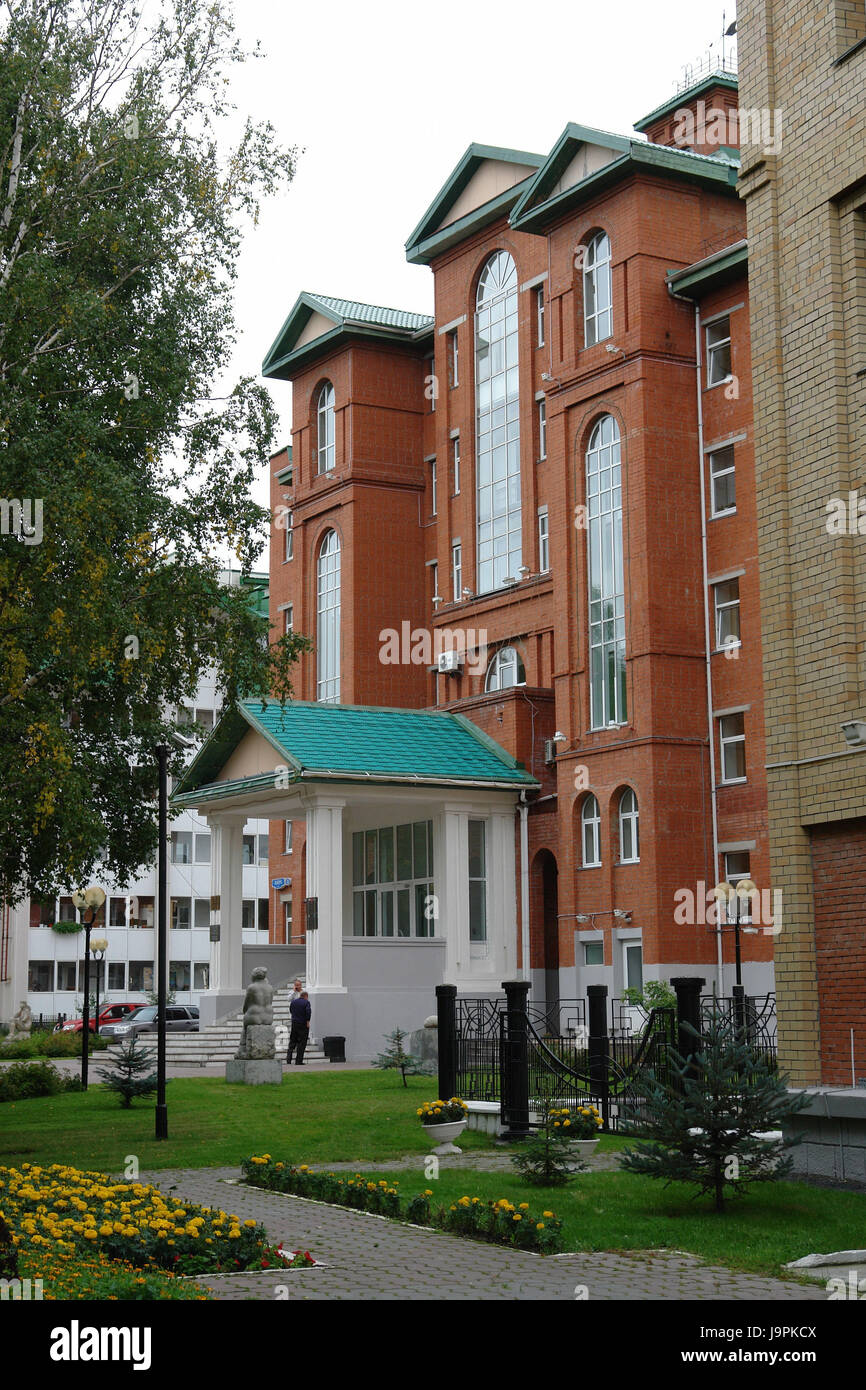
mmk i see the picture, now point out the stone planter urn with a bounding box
[574,1138,600,1160]
[422,1119,467,1155]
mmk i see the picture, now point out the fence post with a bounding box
[671,976,705,1081]
[500,979,530,1140]
[732,983,746,1045]
[587,984,611,1129]
[436,984,457,1102]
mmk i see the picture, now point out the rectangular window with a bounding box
[430,561,439,603]
[583,941,604,966]
[242,834,256,866]
[452,435,460,494]
[724,850,753,924]
[194,833,211,864]
[538,506,549,573]
[284,604,294,636]
[170,897,191,930]
[710,447,736,516]
[284,820,293,853]
[193,962,210,990]
[28,960,53,991]
[170,831,192,865]
[430,457,437,516]
[285,511,294,561]
[57,961,76,992]
[538,398,547,459]
[714,577,741,649]
[351,821,435,937]
[719,712,747,783]
[29,898,54,928]
[258,833,268,862]
[258,898,269,932]
[169,961,191,993]
[468,819,487,943]
[108,896,127,927]
[195,708,214,732]
[241,900,256,932]
[452,541,462,603]
[536,285,545,347]
[283,898,293,940]
[428,358,436,412]
[706,317,732,386]
[193,899,210,930]
[108,962,125,991]
[448,331,459,387]
[129,961,154,993]
[78,959,105,992]
[624,941,643,993]
[58,896,76,924]
[129,896,154,929]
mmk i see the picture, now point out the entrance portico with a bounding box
[173,700,538,1055]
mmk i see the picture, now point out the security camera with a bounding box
[841,720,866,748]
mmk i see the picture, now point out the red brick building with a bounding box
[263,71,774,1015]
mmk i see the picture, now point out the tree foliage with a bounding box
[372,1028,425,1087]
[619,1015,811,1212]
[96,1034,157,1107]
[0,0,306,902]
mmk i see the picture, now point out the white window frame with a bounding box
[452,434,460,494]
[618,787,639,863]
[719,712,747,784]
[706,317,732,387]
[538,397,547,460]
[284,510,294,561]
[284,604,294,636]
[430,457,437,516]
[484,644,526,692]
[709,446,736,517]
[536,285,545,347]
[587,414,626,728]
[623,940,644,994]
[581,794,601,867]
[316,529,341,704]
[451,541,462,604]
[284,820,293,853]
[724,850,753,924]
[584,231,613,347]
[713,578,740,650]
[449,331,459,387]
[317,382,335,473]
[430,560,440,602]
[538,505,549,573]
[475,250,521,593]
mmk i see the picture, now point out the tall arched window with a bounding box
[581,794,601,867]
[618,788,639,863]
[484,645,526,692]
[475,250,521,592]
[317,382,335,473]
[586,414,626,728]
[316,530,341,703]
[583,232,612,346]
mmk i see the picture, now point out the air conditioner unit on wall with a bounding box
[437,649,462,674]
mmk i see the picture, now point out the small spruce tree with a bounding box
[96,1037,159,1108]
[372,1028,423,1087]
[511,1105,586,1187]
[620,1013,810,1211]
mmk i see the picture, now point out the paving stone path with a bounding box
[139,1166,827,1302]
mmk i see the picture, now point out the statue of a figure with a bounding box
[8,1001,32,1040]
[236,967,275,1060]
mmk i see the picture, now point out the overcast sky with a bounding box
[218,0,737,559]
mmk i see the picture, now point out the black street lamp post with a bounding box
[155,744,169,1140]
[71,886,106,1091]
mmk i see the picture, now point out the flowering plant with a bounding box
[417,1097,468,1125]
[567,1104,603,1139]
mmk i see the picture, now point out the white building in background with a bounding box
[0,577,277,1026]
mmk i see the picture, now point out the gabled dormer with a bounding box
[405,143,544,265]
[262,291,433,379]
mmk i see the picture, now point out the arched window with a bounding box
[618,788,639,863]
[586,414,626,728]
[583,232,612,346]
[581,794,601,868]
[475,250,521,592]
[316,530,341,703]
[484,645,526,692]
[317,382,335,473]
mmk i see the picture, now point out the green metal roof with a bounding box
[666,239,748,296]
[263,292,433,380]
[634,70,739,133]
[405,143,545,266]
[173,700,538,805]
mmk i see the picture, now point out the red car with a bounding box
[55,1003,139,1033]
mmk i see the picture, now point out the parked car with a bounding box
[55,1002,139,1033]
[100,1005,200,1041]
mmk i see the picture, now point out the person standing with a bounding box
[287,989,311,1065]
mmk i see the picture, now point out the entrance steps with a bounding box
[105,983,325,1066]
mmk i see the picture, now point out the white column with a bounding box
[202,813,246,1021]
[489,809,518,981]
[441,806,466,981]
[305,798,347,994]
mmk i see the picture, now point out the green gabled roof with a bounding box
[262,292,434,380]
[173,699,539,806]
[634,70,739,133]
[509,123,632,224]
[405,143,545,266]
[666,239,748,296]
[509,138,740,234]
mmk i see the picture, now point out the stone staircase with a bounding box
[106,982,325,1067]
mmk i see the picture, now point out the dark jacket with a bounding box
[290,996,311,1027]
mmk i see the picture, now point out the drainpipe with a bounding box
[519,790,530,994]
[670,286,724,997]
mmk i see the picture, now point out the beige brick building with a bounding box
[737,0,866,1084]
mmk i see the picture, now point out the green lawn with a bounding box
[351,1163,866,1279]
[0,1070,493,1172]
